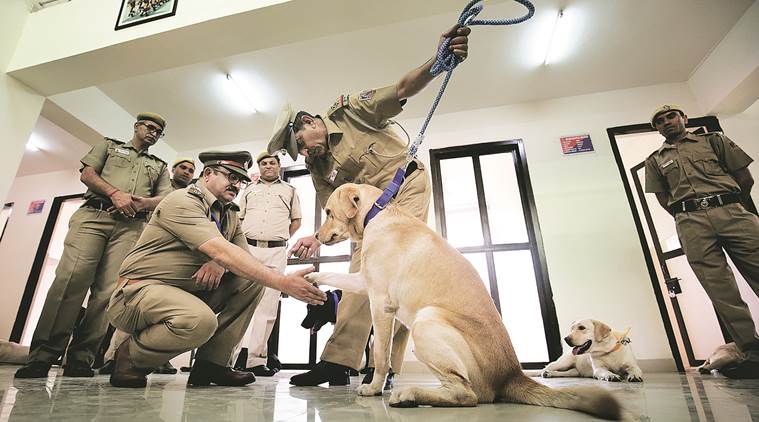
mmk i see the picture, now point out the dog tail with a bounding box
[499,374,621,420]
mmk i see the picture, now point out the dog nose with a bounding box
[564,336,572,346]
[314,233,319,240]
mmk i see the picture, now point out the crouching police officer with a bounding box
[106,151,325,388]
[645,105,759,379]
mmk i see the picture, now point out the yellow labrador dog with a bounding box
[306,184,621,419]
[542,319,643,382]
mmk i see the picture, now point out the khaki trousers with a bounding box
[675,203,759,361]
[237,245,286,367]
[27,207,145,366]
[320,168,431,371]
[106,274,264,368]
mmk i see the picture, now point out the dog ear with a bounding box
[343,185,360,219]
[592,320,612,341]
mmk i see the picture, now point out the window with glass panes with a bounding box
[430,140,561,366]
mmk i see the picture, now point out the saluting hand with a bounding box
[437,24,470,62]
[280,267,326,305]
[288,234,322,260]
[109,191,138,217]
[192,260,227,290]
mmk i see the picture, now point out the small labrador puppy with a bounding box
[698,342,745,374]
[542,319,643,382]
[306,184,621,419]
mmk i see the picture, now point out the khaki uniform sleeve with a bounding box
[290,188,302,220]
[155,193,224,251]
[346,85,404,128]
[710,134,753,172]
[644,156,666,193]
[238,187,250,220]
[154,164,173,198]
[80,139,110,173]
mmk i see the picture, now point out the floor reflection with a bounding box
[1,366,758,421]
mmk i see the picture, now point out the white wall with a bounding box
[0,0,44,205]
[0,169,85,339]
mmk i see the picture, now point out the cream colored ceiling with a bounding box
[96,0,753,151]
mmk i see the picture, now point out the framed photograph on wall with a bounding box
[115,0,178,31]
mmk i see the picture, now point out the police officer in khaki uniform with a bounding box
[171,157,196,189]
[16,113,173,379]
[645,105,759,379]
[106,151,325,388]
[234,151,302,376]
[99,156,197,375]
[267,24,470,387]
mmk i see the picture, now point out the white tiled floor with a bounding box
[1,366,758,421]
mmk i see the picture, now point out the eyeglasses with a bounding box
[213,167,248,187]
[139,122,165,138]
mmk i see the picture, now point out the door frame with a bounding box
[11,193,84,342]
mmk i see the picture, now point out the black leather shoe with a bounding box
[14,361,52,378]
[98,360,115,375]
[245,365,277,377]
[722,360,759,379]
[289,360,350,386]
[187,360,255,386]
[63,361,94,377]
[110,340,152,388]
[267,353,282,372]
[361,367,395,391]
[154,362,178,375]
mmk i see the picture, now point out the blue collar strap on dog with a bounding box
[364,167,407,227]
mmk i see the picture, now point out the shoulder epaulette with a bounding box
[187,184,203,198]
[104,137,124,145]
[327,94,350,116]
[150,154,167,166]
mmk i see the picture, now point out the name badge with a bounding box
[115,148,130,156]
[661,159,674,169]
[328,169,338,183]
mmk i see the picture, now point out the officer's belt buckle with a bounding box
[258,240,269,248]
[698,197,711,210]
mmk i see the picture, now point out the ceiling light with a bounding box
[226,73,257,114]
[543,10,565,66]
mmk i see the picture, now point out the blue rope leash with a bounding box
[365,0,535,227]
[408,0,535,160]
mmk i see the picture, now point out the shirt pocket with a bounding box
[144,162,161,185]
[107,150,133,168]
[661,160,680,189]
[693,157,724,176]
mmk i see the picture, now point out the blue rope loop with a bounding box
[415,0,535,153]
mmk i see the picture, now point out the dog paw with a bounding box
[357,384,382,397]
[304,272,323,285]
[627,374,643,382]
[597,373,622,382]
[389,388,418,408]
[541,370,554,378]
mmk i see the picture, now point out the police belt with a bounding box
[246,238,287,248]
[82,197,150,220]
[672,193,740,214]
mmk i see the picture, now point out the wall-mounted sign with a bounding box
[27,200,45,215]
[560,134,594,155]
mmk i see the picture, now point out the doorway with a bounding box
[608,117,759,369]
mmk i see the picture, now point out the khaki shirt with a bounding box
[306,84,424,208]
[80,138,172,201]
[238,178,302,241]
[644,132,753,206]
[119,182,249,291]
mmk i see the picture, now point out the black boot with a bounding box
[361,367,395,391]
[15,361,52,379]
[98,360,115,375]
[289,360,350,386]
[62,361,94,377]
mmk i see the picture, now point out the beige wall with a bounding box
[0,169,85,339]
